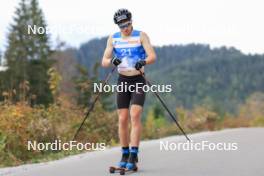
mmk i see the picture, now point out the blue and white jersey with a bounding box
[112,30,146,72]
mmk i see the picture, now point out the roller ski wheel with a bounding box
[109,166,116,173]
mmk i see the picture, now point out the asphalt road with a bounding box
[1,128,264,176]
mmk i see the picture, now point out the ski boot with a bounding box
[118,148,130,168]
[126,148,138,171]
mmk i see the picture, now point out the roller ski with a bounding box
[109,166,138,175]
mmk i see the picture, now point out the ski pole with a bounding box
[139,70,191,141]
[72,67,116,141]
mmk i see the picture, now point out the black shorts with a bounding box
[117,74,146,109]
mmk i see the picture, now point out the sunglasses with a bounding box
[118,21,132,29]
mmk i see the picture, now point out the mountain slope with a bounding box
[75,38,264,113]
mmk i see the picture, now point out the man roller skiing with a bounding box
[101,8,156,171]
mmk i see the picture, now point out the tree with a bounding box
[74,65,92,107]
[0,50,2,65]
[152,103,165,119]
[3,0,54,105]
[51,42,79,105]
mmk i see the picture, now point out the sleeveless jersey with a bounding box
[112,30,146,72]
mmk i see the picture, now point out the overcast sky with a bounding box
[1,0,264,54]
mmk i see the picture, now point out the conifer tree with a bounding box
[4,0,53,105]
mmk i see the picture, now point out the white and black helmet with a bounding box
[113,8,132,24]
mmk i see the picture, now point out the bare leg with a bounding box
[130,105,143,147]
[118,108,130,147]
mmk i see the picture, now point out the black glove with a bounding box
[135,60,146,70]
[111,57,122,66]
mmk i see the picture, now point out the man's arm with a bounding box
[141,32,156,64]
[101,35,113,67]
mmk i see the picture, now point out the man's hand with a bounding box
[135,60,146,70]
[111,57,122,66]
